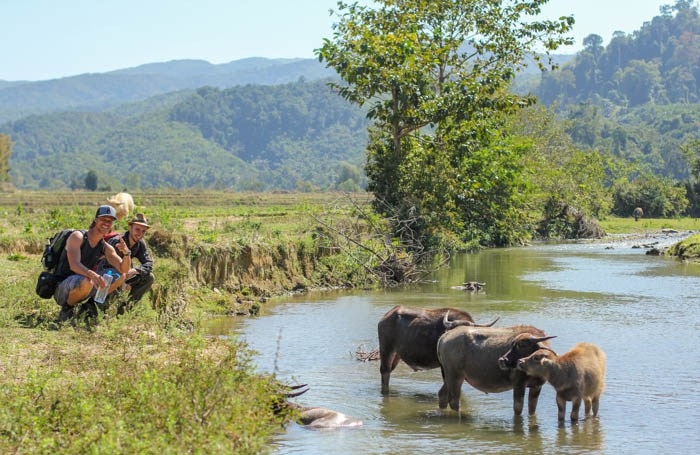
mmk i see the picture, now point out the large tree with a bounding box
[317,0,574,247]
[0,134,11,185]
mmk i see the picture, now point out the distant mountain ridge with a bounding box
[0,57,335,124]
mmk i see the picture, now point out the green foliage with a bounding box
[84,169,98,190]
[168,81,370,191]
[0,58,335,124]
[0,133,11,183]
[2,80,369,191]
[612,173,689,217]
[559,102,700,182]
[510,105,612,219]
[0,330,287,453]
[318,0,574,248]
[539,2,700,107]
[537,2,700,184]
[667,232,700,259]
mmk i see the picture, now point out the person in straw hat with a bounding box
[107,213,155,313]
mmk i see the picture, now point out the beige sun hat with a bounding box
[128,213,150,228]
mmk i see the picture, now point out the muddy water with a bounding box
[206,234,700,454]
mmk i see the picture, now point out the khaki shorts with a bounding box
[54,274,97,306]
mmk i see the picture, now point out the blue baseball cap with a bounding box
[95,205,117,220]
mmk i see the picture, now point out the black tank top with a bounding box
[55,231,105,278]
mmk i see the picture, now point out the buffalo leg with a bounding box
[527,385,542,415]
[440,366,464,412]
[591,395,600,417]
[570,397,582,421]
[438,366,449,409]
[556,393,567,421]
[512,385,526,416]
[379,351,399,393]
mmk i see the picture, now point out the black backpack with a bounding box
[36,229,85,298]
[41,229,80,273]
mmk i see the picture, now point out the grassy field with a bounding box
[1,190,698,452]
[598,215,700,235]
[0,190,378,453]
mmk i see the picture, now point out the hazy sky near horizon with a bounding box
[2,0,673,81]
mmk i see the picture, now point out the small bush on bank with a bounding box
[0,329,290,453]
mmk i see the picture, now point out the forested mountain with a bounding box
[2,2,700,194]
[537,0,700,180]
[0,58,334,124]
[1,79,369,191]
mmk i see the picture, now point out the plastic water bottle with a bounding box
[94,270,114,304]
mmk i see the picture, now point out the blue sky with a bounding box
[1,0,672,81]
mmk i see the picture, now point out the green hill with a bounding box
[536,1,700,180]
[2,79,369,191]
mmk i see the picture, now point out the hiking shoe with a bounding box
[55,304,75,324]
[77,299,99,319]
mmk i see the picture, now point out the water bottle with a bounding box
[94,270,114,304]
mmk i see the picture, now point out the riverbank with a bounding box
[0,191,383,453]
[597,216,700,261]
[2,191,700,452]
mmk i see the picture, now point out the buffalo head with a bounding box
[498,332,556,370]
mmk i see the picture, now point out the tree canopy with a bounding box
[317,0,574,248]
[0,133,11,184]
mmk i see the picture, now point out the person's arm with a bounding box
[105,237,131,275]
[133,240,154,275]
[66,231,101,286]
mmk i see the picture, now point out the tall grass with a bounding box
[0,191,374,452]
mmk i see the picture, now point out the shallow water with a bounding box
[206,235,700,454]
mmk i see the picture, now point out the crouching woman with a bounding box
[53,205,131,322]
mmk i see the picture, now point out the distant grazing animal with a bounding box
[633,207,644,221]
[437,326,555,415]
[377,305,498,393]
[107,192,135,221]
[517,342,606,421]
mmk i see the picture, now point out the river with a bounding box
[205,233,700,454]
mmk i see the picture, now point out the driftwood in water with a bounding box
[356,345,379,361]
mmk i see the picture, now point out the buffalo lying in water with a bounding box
[280,384,363,429]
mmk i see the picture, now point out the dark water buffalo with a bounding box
[437,326,555,415]
[378,305,498,393]
[633,207,644,221]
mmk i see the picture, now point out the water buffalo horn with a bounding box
[285,383,309,398]
[531,335,557,344]
[443,311,500,329]
[474,316,500,327]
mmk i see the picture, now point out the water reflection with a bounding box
[556,418,605,453]
[208,240,700,454]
